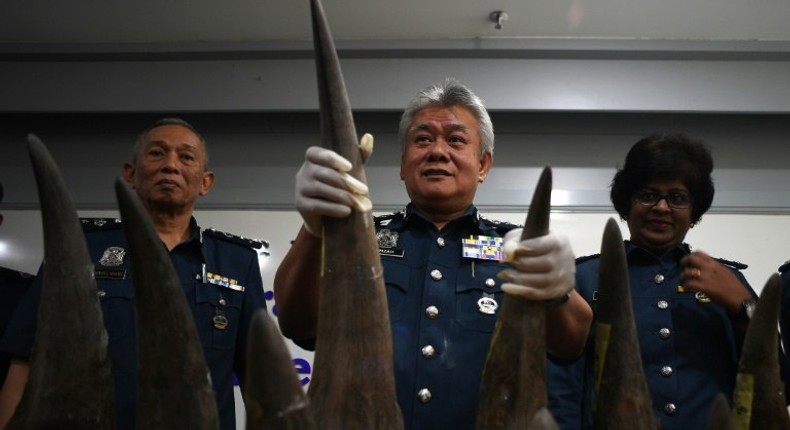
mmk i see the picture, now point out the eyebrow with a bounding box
[410,123,469,134]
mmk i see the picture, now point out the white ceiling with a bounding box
[2,0,790,47]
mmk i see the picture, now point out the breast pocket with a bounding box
[454,262,504,333]
[97,280,135,347]
[194,282,243,350]
[382,258,411,324]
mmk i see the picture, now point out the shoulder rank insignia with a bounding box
[203,228,266,250]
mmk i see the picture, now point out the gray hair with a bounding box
[132,118,210,169]
[397,78,494,156]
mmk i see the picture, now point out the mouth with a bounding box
[156,179,181,189]
[646,219,672,229]
[422,168,451,177]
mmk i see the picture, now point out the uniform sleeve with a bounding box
[232,249,267,388]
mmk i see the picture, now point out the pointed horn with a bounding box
[306,0,403,429]
[243,309,316,430]
[476,166,552,429]
[8,135,114,429]
[114,178,219,430]
[592,218,658,430]
[731,273,790,430]
[708,393,734,430]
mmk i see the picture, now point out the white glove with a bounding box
[498,229,575,302]
[295,135,373,237]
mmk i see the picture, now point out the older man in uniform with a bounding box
[0,119,266,430]
[274,79,593,430]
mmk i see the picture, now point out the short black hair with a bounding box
[610,133,714,226]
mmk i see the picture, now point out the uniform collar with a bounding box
[624,240,691,262]
[403,203,481,231]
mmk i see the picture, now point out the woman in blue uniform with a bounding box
[548,134,772,430]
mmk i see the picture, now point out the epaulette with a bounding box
[479,216,520,235]
[374,210,405,227]
[576,254,601,264]
[80,217,123,231]
[778,259,790,273]
[203,228,267,250]
[715,257,747,271]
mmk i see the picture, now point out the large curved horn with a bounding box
[244,309,316,430]
[476,166,552,429]
[9,135,114,429]
[114,178,219,430]
[306,0,403,429]
[731,273,790,430]
[592,218,658,430]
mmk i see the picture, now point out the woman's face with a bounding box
[626,179,693,254]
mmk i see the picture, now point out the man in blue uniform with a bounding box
[274,79,593,430]
[547,134,788,430]
[0,119,267,430]
[0,182,35,390]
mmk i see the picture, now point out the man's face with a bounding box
[122,124,214,213]
[400,105,492,216]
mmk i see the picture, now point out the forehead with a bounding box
[643,179,689,191]
[409,105,480,131]
[142,124,203,150]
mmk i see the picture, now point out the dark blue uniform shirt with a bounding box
[0,217,266,430]
[548,241,756,430]
[374,204,516,430]
[0,266,34,387]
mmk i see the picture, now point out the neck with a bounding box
[147,209,194,251]
[414,202,471,231]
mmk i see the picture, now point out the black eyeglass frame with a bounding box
[632,189,694,209]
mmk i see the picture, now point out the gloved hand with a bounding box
[498,229,575,302]
[295,134,374,237]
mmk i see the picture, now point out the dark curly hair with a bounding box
[610,134,714,226]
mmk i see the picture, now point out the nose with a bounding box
[161,151,180,172]
[426,138,450,160]
[651,197,671,211]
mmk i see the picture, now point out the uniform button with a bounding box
[417,388,432,403]
[661,366,673,377]
[421,345,435,358]
[430,269,443,281]
[664,403,676,415]
[97,290,107,299]
[659,328,671,339]
[485,278,496,288]
[436,237,446,248]
[654,274,665,284]
[657,300,669,310]
[425,306,439,319]
[219,298,227,306]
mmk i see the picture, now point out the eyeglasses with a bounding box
[632,189,693,209]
